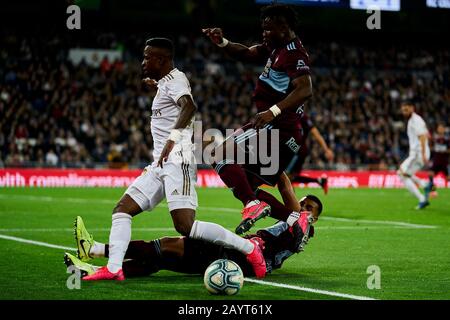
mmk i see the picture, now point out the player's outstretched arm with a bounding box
[157,95,197,167]
[253,75,313,129]
[311,127,334,162]
[202,28,263,63]
[277,172,301,212]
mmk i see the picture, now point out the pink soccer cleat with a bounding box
[235,200,271,235]
[318,175,328,195]
[82,266,125,281]
[246,238,267,278]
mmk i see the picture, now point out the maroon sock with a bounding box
[106,240,162,277]
[255,189,293,221]
[105,240,161,260]
[292,175,320,184]
[122,259,161,277]
[214,161,257,205]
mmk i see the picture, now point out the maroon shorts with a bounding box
[231,122,303,186]
[431,159,449,176]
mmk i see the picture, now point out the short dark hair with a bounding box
[401,99,415,107]
[305,194,323,215]
[145,37,174,57]
[260,4,299,30]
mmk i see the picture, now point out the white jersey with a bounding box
[407,112,429,156]
[151,68,194,162]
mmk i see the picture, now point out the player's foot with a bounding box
[235,200,271,235]
[318,175,328,195]
[246,238,267,278]
[415,201,430,210]
[82,266,125,281]
[63,252,97,277]
[74,216,94,262]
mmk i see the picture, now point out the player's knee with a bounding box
[174,220,193,236]
[112,200,127,214]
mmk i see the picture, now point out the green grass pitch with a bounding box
[0,187,449,300]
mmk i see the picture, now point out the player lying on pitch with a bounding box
[64,193,322,278]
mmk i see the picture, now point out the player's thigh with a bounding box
[399,155,421,176]
[162,159,198,212]
[121,166,165,214]
[242,129,301,186]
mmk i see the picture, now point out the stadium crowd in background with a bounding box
[1,31,449,170]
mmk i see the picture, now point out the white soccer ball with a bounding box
[203,259,244,295]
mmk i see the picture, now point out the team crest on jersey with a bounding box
[153,109,162,117]
[261,58,272,78]
[296,59,306,70]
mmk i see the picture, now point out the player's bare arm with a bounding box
[202,28,263,63]
[277,172,301,212]
[419,134,428,164]
[311,127,334,161]
[157,95,197,167]
[253,75,313,129]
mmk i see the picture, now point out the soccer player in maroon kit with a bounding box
[426,123,450,196]
[285,113,334,194]
[203,4,314,234]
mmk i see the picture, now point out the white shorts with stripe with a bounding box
[400,151,430,176]
[125,148,198,212]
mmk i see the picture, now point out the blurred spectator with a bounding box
[0,32,449,170]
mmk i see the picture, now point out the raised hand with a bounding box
[202,28,224,45]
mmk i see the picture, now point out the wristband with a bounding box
[168,129,182,143]
[269,104,282,117]
[217,38,229,48]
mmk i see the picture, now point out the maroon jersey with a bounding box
[253,38,311,129]
[432,134,450,165]
[300,114,314,144]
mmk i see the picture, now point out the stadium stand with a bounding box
[1,31,449,169]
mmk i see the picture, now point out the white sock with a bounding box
[89,241,105,258]
[107,212,132,273]
[189,220,254,254]
[400,176,425,202]
[411,175,427,188]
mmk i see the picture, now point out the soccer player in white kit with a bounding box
[397,101,431,210]
[81,38,266,281]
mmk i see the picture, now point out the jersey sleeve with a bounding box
[414,117,428,136]
[166,75,193,104]
[283,50,311,80]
